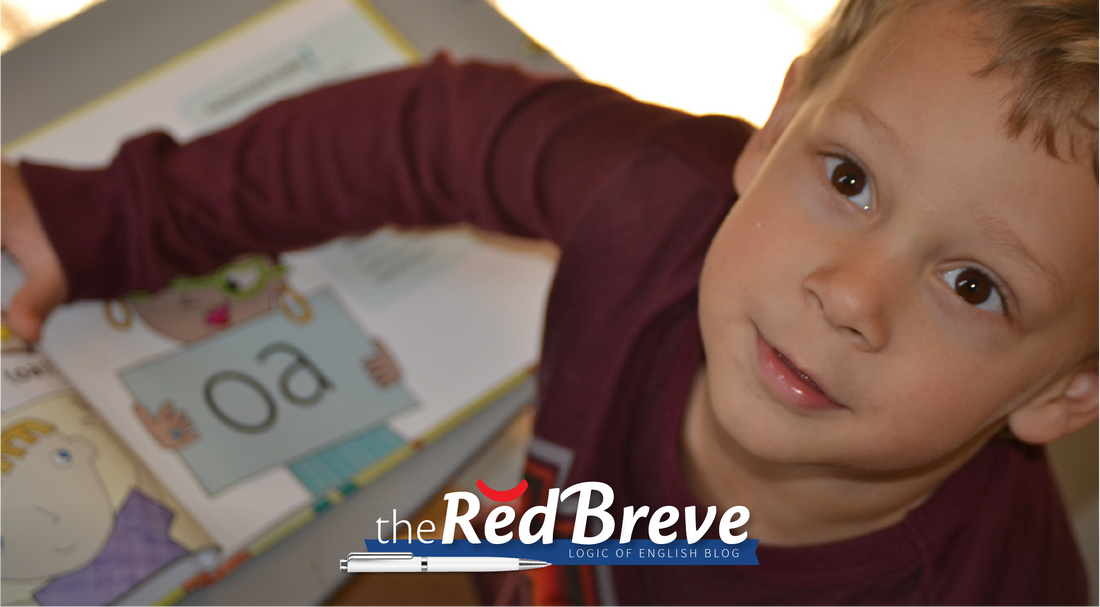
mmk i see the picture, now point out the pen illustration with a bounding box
[339,552,549,573]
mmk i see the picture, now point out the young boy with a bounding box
[2,0,1096,603]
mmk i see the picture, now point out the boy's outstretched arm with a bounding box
[13,55,683,315]
[1,162,68,342]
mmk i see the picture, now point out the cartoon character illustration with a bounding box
[1,421,114,580]
[104,255,311,342]
[0,419,191,606]
[135,339,404,450]
[103,256,408,452]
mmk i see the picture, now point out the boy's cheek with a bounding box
[704,207,806,304]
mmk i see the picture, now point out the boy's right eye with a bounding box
[824,156,871,212]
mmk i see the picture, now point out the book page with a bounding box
[3,0,554,560]
[6,0,413,163]
[1,319,218,607]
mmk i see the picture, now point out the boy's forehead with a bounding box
[826,1,1095,209]
[824,0,1091,171]
[798,1,1097,337]
[826,2,1001,135]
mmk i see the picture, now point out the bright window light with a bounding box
[489,0,836,126]
[2,0,837,127]
[1,0,106,53]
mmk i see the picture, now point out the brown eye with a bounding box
[831,161,865,196]
[953,269,990,304]
[824,156,871,211]
[940,267,1005,314]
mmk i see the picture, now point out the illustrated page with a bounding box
[1,318,218,607]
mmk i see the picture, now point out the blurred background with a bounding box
[1,0,834,126]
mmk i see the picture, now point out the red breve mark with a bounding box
[476,478,528,502]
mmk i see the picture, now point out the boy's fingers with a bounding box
[2,161,69,342]
[7,274,66,343]
[7,246,68,338]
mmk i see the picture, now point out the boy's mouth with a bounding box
[755,331,845,412]
[775,349,827,393]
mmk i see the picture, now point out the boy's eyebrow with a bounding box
[823,98,909,160]
[824,99,1067,306]
[977,214,1065,302]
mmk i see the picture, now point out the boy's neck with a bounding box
[679,365,1001,546]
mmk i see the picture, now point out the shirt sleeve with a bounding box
[20,54,685,300]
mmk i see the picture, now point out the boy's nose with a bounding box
[802,254,895,352]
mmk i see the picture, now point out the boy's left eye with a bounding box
[824,156,871,212]
[940,267,1005,315]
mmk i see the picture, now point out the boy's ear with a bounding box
[1007,363,1099,445]
[733,57,804,196]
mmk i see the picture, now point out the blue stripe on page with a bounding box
[289,425,406,495]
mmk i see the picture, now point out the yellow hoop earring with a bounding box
[277,286,312,324]
[104,299,133,330]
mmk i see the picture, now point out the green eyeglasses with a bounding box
[135,256,289,301]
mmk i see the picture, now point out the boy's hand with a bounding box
[1,162,68,342]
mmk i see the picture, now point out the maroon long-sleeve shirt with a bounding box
[21,56,1088,605]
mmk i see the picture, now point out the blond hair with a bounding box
[799,0,1098,175]
[1,419,56,474]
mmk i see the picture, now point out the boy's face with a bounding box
[698,2,1097,472]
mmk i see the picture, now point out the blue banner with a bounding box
[363,539,758,565]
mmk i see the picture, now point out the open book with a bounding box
[1,0,555,604]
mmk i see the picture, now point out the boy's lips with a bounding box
[755,331,846,412]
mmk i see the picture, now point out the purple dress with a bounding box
[35,491,188,606]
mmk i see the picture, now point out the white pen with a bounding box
[340,552,550,573]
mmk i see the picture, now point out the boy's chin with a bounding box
[703,387,993,477]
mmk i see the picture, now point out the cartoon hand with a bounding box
[135,401,198,449]
[1,162,69,343]
[364,339,402,388]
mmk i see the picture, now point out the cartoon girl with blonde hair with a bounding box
[1,419,196,606]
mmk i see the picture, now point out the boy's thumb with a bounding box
[8,270,67,343]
